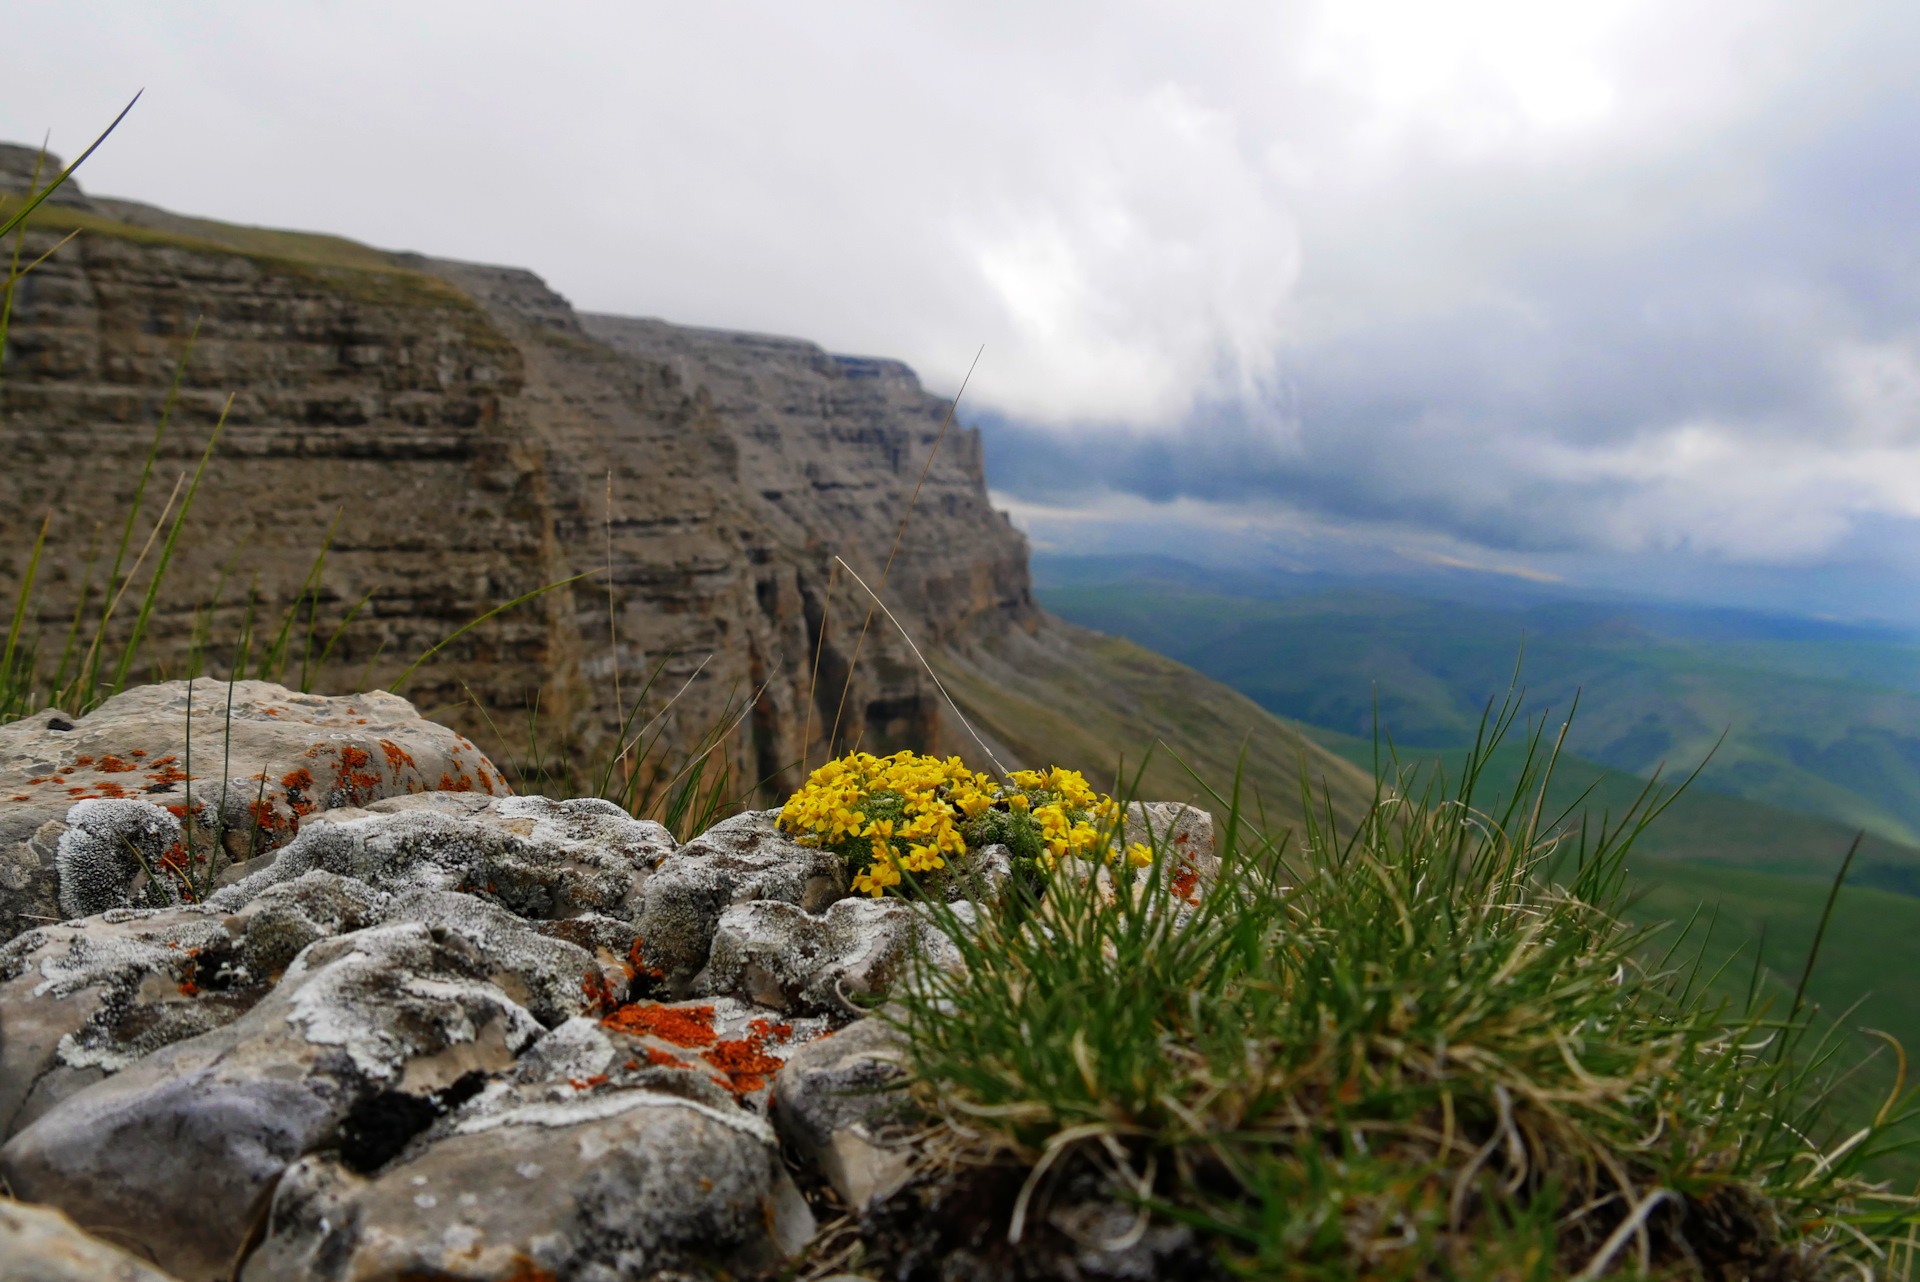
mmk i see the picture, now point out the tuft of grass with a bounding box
[896,690,1919,1279]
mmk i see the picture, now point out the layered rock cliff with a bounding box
[0,145,1370,821]
[0,149,1037,802]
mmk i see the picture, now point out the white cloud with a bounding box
[7,0,1920,593]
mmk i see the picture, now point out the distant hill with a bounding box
[1036,554,1920,850]
[1035,554,1920,1184]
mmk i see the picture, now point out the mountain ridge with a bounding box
[0,145,1372,825]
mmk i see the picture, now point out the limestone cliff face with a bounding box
[0,154,1035,800]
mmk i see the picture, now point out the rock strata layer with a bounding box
[0,155,1036,800]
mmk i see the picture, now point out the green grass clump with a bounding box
[896,696,1920,1279]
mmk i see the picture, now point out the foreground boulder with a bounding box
[634,808,848,995]
[245,1086,814,1281]
[0,873,382,1137]
[0,1197,182,1281]
[0,740,1223,1280]
[772,1017,918,1211]
[209,792,677,922]
[0,682,509,942]
[0,916,588,1279]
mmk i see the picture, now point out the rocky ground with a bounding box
[0,681,1216,1281]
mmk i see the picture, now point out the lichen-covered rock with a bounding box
[0,917,590,1280]
[696,896,959,1016]
[1124,802,1218,895]
[771,1017,918,1212]
[0,682,510,942]
[237,995,828,1279]
[634,808,847,996]
[0,873,412,1139]
[0,1197,183,1282]
[242,1084,815,1281]
[208,793,675,924]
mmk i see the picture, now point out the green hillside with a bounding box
[1037,564,1920,848]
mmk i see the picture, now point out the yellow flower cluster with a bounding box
[779,751,997,896]
[1007,766,1145,869]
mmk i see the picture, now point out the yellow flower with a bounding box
[1126,842,1153,868]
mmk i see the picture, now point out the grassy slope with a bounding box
[932,617,1380,836]
[1040,577,1920,846]
[1300,726,1920,894]
[1035,574,1920,1184]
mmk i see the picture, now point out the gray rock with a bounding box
[634,808,846,996]
[242,1084,815,1280]
[1124,802,1218,896]
[0,874,391,1139]
[207,793,675,925]
[697,896,954,1016]
[947,841,1015,905]
[771,1017,918,1212]
[0,1197,181,1281]
[0,682,511,942]
[235,994,831,1279]
[0,916,587,1280]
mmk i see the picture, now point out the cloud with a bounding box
[8,0,1920,596]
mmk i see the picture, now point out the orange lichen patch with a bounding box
[332,745,380,804]
[94,754,136,773]
[748,1018,794,1044]
[250,798,293,843]
[645,1047,689,1068]
[601,1002,717,1048]
[581,968,619,1013]
[25,777,49,785]
[378,739,416,772]
[94,782,127,798]
[624,938,665,982]
[702,1034,785,1096]
[9,796,27,803]
[263,708,281,717]
[499,1256,560,1282]
[568,1074,609,1091]
[146,756,189,787]
[1169,859,1201,904]
[72,756,94,768]
[281,768,316,816]
[476,767,493,793]
[58,766,75,775]
[130,749,146,757]
[65,787,91,797]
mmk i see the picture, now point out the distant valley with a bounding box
[1036,553,1920,856]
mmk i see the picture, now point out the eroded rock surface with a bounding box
[210,792,675,922]
[245,1084,813,1281]
[0,1197,183,1282]
[0,682,508,942]
[698,896,961,1016]
[0,917,583,1280]
[772,1017,917,1212]
[0,763,1220,1280]
[634,808,846,996]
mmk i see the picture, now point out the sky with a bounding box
[9,2,1920,621]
